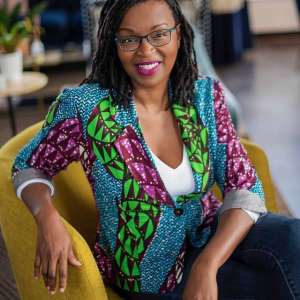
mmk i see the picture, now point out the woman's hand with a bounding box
[34,204,82,295]
[182,258,218,300]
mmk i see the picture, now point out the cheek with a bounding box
[117,49,132,70]
[164,42,180,68]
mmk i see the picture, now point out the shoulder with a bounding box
[193,76,220,96]
[192,76,220,108]
[59,82,110,106]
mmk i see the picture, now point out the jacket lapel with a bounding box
[88,93,211,207]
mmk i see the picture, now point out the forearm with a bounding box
[194,208,254,271]
[21,183,58,225]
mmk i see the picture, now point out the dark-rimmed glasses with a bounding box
[115,25,178,52]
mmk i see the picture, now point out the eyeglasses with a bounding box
[115,25,178,52]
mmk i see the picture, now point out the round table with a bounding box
[0,72,48,136]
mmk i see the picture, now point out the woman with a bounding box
[12,0,300,299]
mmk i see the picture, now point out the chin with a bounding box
[131,73,169,89]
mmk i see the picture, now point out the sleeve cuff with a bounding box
[16,178,54,200]
[241,208,260,223]
[13,168,54,200]
[218,189,267,216]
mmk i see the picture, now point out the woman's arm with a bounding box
[194,208,254,271]
[21,182,82,295]
[183,208,254,300]
[12,88,83,295]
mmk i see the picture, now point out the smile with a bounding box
[134,61,161,76]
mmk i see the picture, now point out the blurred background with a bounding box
[0,0,299,299]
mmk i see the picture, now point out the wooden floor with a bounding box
[0,34,298,299]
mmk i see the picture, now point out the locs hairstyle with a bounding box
[82,0,198,106]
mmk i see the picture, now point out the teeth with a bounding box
[138,63,159,70]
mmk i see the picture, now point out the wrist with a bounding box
[194,254,220,274]
[34,201,58,226]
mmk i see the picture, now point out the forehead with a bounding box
[118,0,175,33]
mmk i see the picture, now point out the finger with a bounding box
[41,256,49,290]
[68,249,82,267]
[58,253,68,293]
[34,252,41,279]
[47,255,58,294]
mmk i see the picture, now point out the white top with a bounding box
[149,145,260,223]
[149,146,195,196]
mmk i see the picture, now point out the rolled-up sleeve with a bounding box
[212,79,267,217]
[12,88,83,200]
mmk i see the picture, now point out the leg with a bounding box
[223,212,300,300]
[170,212,300,300]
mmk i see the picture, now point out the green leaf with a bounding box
[202,152,208,166]
[121,256,130,276]
[200,128,207,145]
[128,200,139,210]
[191,161,204,173]
[138,212,149,227]
[137,239,144,254]
[87,116,98,138]
[132,262,140,277]
[144,220,154,239]
[115,247,122,267]
[118,226,125,241]
[124,237,133,255]
[202,172,209,191]
[108,165,124,180]
[124,180,131,198]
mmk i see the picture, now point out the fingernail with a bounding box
[50,290,55,295]
[60,288,65,293]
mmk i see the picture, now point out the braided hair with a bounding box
[82,0,198,106]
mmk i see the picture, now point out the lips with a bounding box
[134,61,161,76]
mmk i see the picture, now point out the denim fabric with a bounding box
[113,212,300,300]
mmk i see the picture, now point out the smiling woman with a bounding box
[10,1,300,300]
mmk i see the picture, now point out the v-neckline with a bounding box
[112,91,211,197]
[149,145,186,171]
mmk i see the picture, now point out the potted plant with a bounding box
[0,1,46,82]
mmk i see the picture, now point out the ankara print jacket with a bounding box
[12,77,267,294]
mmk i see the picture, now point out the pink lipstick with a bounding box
[135,61,161,76]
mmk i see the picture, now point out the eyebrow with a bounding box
[118,23,170,33]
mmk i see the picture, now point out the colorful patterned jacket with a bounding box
[12,77,267,295]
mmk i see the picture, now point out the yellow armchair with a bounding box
[0,122,278,300]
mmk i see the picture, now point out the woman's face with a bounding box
[116,0,181,90]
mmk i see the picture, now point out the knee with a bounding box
[281,217,300,248]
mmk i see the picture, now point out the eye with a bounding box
[151,30,169,39]
[118,36,139,44]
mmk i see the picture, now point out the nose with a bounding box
[136,37,155,56]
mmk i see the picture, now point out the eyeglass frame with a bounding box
[114,24,179,52]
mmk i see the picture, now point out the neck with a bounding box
[133,82,170,114]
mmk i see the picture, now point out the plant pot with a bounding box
[0,51,23,82]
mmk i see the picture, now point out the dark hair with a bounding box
[81,0,198,106]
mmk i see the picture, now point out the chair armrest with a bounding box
[60,218,109,300]
[0,154,109,300]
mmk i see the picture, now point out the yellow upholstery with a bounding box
[0,122,277,300]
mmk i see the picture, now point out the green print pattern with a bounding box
[87,97,126,180]
[43,94,61,127]
[172,104,211,192]
[87,96,160,292]
[87,96,211,292]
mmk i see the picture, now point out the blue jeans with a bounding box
[113,212,300,300]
